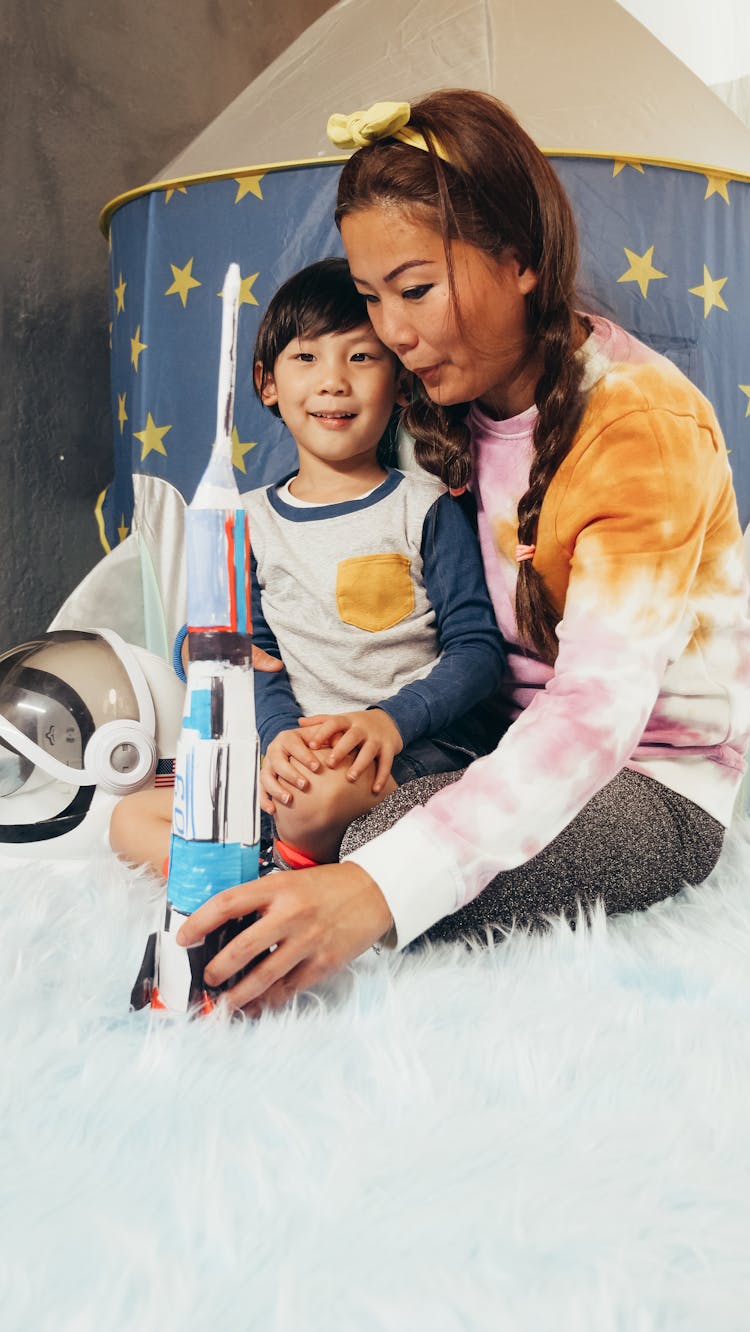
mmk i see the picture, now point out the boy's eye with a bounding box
[350,351,376,362]
[294,352,315,362]
[402,284,432,301]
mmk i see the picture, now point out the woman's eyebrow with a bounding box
[351,259,433,286]
[383,259,432,283]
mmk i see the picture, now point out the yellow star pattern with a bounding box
[704,174,732,204]
[231,426,257,473]
[616,245,667,299]
[165,258,202,308]
[134,413,172,461]
[688,265,728,318]
[117,515,129,542]
[234,174,265,203]
[130,325,148,371]
[114,273,126,313]
[117,392,128,435]
[240,272,260,306]
[165,187,188,204]
[612,160,644,177]
[739,385,750,418]
[219,273,260,307]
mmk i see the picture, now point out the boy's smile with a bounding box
[256,324,403,495]
[309,409,356,426]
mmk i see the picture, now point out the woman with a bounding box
[176,91,750,1011]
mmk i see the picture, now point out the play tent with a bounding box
[54,0,750,654]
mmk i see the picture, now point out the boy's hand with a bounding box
[260,728,322,815]
[299,709,403,793]
[181,639,282,675]
[253,646,284,673]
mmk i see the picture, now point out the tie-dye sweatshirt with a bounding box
[346,317,750,948]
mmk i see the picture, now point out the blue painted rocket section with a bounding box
[186,509,231,629]
[184,505,251,634]
[184,688,212,736]
[233,511,249,635]
[167,835,259,913]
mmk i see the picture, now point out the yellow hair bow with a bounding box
[326,100,450,161]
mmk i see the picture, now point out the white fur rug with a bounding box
[2,826,750,1332]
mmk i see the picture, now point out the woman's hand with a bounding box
[176,861,394,1012]
[299,709,403,793]
[260,728,323,815]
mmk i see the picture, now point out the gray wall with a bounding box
[1,0,335,648]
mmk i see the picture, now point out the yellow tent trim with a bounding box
[100,156,348,234]
[550,148,750,180]
[100,148,750,236]
[94,488,111,556]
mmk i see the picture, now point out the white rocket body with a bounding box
[131,263,261,1015]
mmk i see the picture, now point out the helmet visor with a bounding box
[0,630,139,785]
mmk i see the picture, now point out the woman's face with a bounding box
[340,204,539,418]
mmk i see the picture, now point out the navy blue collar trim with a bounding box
[266,468,403,522]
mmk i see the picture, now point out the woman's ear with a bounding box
[254,360,278,407]
[510,251,539,296]
[517,266,538,296]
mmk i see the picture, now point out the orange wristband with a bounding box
[273,837,320,870]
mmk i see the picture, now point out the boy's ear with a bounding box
[254,360,278,407]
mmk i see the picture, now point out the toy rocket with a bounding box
[130,263,261,1014]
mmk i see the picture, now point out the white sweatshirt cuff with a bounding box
[343,815,462,949]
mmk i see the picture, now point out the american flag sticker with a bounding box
[154,757,176,788]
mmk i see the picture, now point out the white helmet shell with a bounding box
[0,630,184,858]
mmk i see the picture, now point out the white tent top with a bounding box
[102,0,750,229]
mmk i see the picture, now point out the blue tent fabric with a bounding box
[104,156,750,550]
[563,156,750,531]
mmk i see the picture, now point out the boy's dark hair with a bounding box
[253,257,402,465]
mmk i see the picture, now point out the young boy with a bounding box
[110,259,504,873]
[247,258,505,868]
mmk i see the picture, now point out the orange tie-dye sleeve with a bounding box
[549,385,728,643]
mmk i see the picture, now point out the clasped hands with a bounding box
[259,707,403,815]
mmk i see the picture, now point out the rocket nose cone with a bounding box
[192,449,241,507]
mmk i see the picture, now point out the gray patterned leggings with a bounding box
[339,768,725,945]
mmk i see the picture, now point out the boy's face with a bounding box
[256,325,405,471]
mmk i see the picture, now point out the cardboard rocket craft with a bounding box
[131,263,261,1014]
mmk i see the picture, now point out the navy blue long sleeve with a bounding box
[251,552,303,752]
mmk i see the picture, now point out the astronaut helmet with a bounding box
[0,628,184,856]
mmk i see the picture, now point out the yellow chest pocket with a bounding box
[336,553,415,633]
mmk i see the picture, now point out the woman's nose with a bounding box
[376,306,418,356]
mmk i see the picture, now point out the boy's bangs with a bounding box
[292,289,370,344]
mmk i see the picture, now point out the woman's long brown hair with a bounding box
[335,89,589,662]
